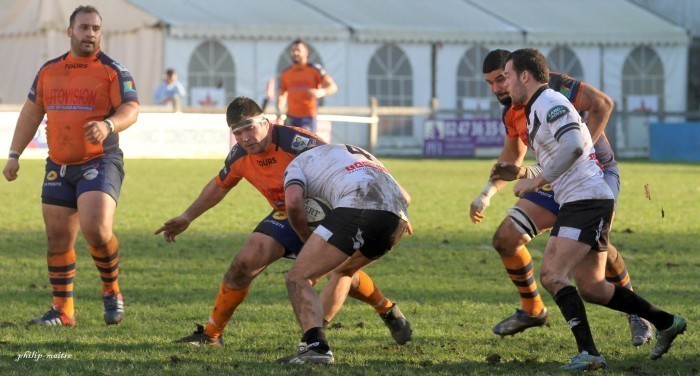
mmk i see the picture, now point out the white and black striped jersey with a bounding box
[525,87,613,205]
[283,144,408,219]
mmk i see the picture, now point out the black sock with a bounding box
[604,285,674,330]
[553,286,599,356]
[301,327,330,352]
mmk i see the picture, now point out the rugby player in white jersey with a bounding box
[277,144,412,364]
[499,48,686,370]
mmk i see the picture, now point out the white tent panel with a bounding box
[129,0,350,40]
[468,0,690,46]
[301,0,523,44]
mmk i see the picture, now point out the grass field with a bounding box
[1,158,698,375]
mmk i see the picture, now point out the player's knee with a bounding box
[505,206,540,242]
[82,228,113,248]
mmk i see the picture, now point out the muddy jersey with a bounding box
[279,63,326,118]
[502,72,616,170]
[29,50,139,165]
[284,144,408,219]
[525,87,613,205]
[216,125,325,212]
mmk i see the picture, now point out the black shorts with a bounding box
[551,199,615,252]
[314,207,407,259]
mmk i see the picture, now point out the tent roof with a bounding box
[128,0,351,40]
[0,0,159,36]
[298,0,523,44]
[467,0,690,46]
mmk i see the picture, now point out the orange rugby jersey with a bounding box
[216,125,325,212]
[29,50,139,165]
[279,63,327,118]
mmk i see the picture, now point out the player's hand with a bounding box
[154,215,191,243]
[491,162,522,182]
[308,88,326,99]
[469,195,489,224]
[513,178,541,197]
[3,159,20,181]
[84,120,110,145]
[405,220,414,235]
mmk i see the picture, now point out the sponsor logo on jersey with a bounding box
[123,80,136,93]
[46,171,58,181]
[45,88,97,109]
[541,184,553,191]
[546,105,569,123]
[345,161,388,173]
[256,157,277,166]
[65,63,88,69]
[291,136,311,151]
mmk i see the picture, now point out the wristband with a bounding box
[104,118,115,134]
[9,150,21,160]
[480,181,498,198]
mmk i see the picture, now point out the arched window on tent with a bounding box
[187,40,236,107]
[276,42,326,106]
[456,46,498,118]
[547,46,584,80]
[368,44,413,136]
[620,46,665,155]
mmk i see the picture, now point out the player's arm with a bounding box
[469,136,526,224]
[313,74,338,99]
[84,101,139,145]
[154,178,231,242]
[284,183,313,242]
[275,79,287,120]
[514,128,584,197]
[575,83,614,143]
[3,99,45,181]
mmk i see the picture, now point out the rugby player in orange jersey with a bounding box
[276,39,337,133]
[468,49,652,345]
[3,5,139,327]
[155,97,412,347]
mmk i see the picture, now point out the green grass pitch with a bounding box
[1,158,698,375]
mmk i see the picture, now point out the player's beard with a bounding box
[496,94,511,106]
[71,35,99,57]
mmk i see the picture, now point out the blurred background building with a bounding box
[0,0,697,157]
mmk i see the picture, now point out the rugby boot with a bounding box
[28,306,76,327]
[175,324,223,347]
[379,303,413,345]
[650,315,687,360]
[103,290,124,325]
[628,314,653,347]
[561,351,607,371]
[493,308,549,337]
[277,342,334,364]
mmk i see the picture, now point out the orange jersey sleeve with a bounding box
[215,125,326,212]
[502,104,529,146]
[30,51,139,165]
[279,63,325,117]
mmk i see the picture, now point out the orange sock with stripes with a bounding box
[89,235,120,293]
[48,249,76,317]
[605,245,633,290]
[501,246,545,317]
[347,270,394,314]
[204,284,249,339]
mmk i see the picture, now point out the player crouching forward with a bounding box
[278,144,413,364]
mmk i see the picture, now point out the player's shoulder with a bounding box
[96,52,133,76]
[273,125,325,155]
[224,143,249,166]
[306,62,327,76]
[539,90,575,123]
[39,53,70,72]
[548,72,582,103]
